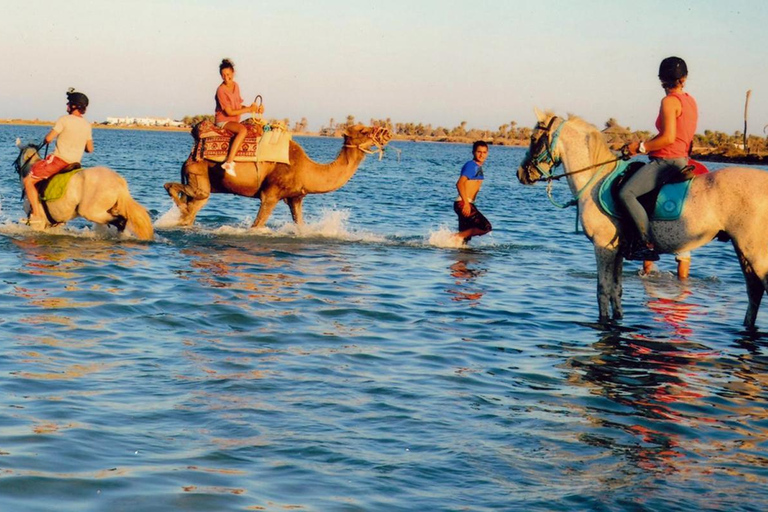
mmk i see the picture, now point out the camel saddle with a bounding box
[189,119,292,164]
[190,119,263,163]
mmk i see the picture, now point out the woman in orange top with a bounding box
[620,56,698,261]
[215,58,263,175]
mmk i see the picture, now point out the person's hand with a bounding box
[620,142,640,160]
[461,200,472,217]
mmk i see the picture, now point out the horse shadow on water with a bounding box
[519,109,768,329]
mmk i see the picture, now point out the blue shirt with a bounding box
[460,160,484,180]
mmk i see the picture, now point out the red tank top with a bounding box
[650,91,698,159]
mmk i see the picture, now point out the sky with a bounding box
[1,0,767,134]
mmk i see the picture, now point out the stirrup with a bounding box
[626,246,659,261]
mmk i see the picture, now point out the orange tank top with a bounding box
[650,91,698,159]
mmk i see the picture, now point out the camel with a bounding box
[14,141,154,240]
[518,109,768,328]
[164,124,392,228]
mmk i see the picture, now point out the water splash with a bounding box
[158,207,386,244]
[428,226,466,249]
[154,204,183,228]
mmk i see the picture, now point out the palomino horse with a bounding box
[517,109,768,328]
[14,142,154,240]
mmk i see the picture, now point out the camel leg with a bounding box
[594,245,622,322]
[252,195,279,228]
[164,165,211,226]
[286,196,305,225]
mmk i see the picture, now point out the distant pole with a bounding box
[744,90,752,154]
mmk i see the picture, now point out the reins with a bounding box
[537,155,623,183]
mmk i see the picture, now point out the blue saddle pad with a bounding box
[598,161,693,221]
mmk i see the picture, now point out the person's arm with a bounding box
[218,87,259,117]
[221,103,258,117]
[41,128,57,145]
[456,175,473,216]
[627,95,681,155]
[85,139,94,153]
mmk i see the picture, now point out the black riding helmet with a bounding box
[658,56,688,81]
[66,87,89,110]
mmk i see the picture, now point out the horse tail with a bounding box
[115,190,154,241]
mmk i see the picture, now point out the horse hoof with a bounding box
[27,215,47,231]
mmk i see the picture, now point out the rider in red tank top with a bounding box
[619,57,698,262]
[650,91,698,159]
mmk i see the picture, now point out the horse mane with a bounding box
[566,114,618,169]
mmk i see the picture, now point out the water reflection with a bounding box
[446,254,487,304]
[177,243,308,305]
[567,284,715,474]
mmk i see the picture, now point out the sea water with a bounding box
[1,124,768,511]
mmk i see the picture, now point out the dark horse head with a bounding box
[517,112,563,185]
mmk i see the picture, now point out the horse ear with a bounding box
[534,107,546,123]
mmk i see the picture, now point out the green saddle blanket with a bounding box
[598,161,694,221]
[42,167,82,202]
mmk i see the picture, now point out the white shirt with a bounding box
[52,114,93,163]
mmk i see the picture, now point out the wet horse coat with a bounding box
[518,110,768,327]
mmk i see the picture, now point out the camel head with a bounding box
[343,125,392,158]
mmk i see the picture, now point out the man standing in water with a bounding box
[454,141,492,243]
[24,88,93,229]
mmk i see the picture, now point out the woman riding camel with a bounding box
[620,56,698,261]
[215,58,263,176]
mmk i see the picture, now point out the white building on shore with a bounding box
[105,116,186,127]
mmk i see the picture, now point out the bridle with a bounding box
[14,144,41,179]
[524,116,623,183]
[523,116,624,215]
[524,116,565,181]
[344,126,392,160]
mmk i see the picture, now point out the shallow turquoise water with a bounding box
[1,125,768,511]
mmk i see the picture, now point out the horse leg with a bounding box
[595,246,622,322]
[733,245,768,328]
[286,196,305,225]
[609,252,624,320]
[252,194,279,228]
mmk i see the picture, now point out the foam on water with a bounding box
[157,206,386,244]
[154,204,183,228]
[428,226,468,249]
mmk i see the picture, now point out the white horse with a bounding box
[14,141,154,240]
[517,109,768,328]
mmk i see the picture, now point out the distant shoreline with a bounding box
[3,119,765,161]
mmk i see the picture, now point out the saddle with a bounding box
[189,118,292,164]
[598,159,709,257]
[36,163,82,202]
[190,119,264,163]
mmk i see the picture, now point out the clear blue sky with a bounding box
[1,0,766,134]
